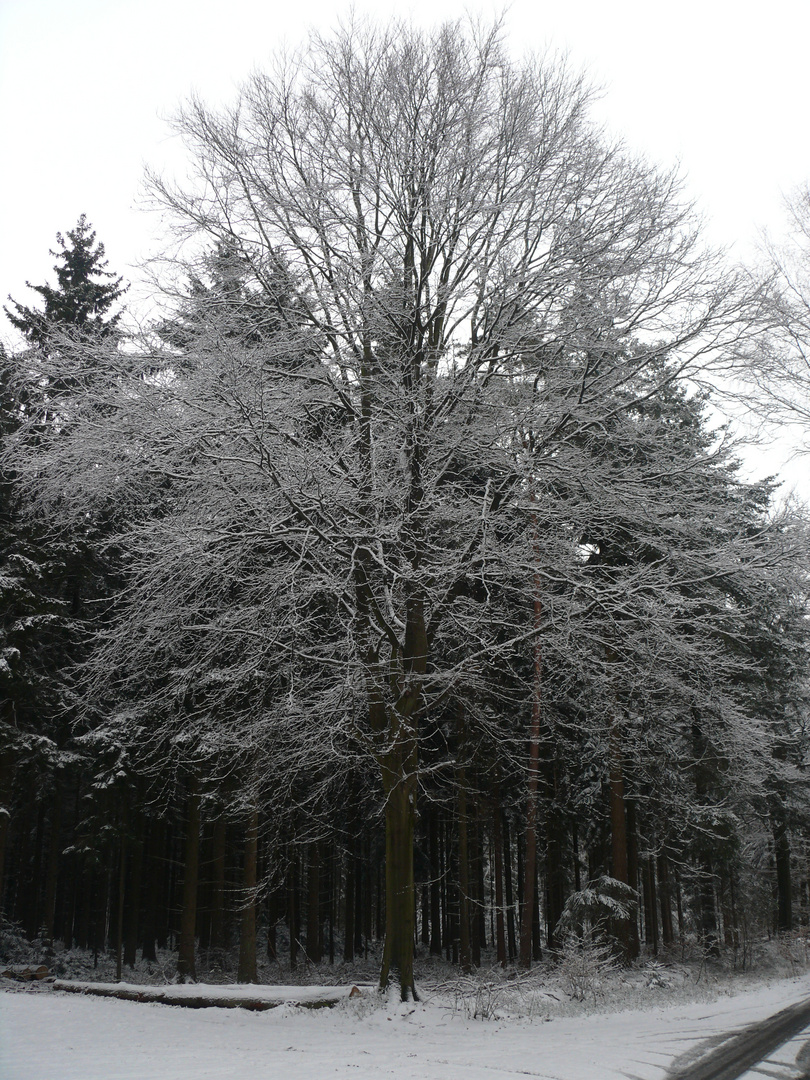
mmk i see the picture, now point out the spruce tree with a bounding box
[5,214,125,347]
[0,219,126,932]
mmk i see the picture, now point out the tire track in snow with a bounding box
[665,996,810,1080]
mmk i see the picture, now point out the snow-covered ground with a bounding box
[3,974,810,1080]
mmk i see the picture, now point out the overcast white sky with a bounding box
[2,0,809,483]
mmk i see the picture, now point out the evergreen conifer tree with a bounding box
[5,215,125,347]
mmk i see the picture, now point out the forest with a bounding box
[2,21,810,1003]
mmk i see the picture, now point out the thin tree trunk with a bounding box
[210,815,227,955]
[573,821,582,893]
[520,574,543,968]
[115,829,127,982]
[774,811,793,933]
[306,840,321,963]
[473,804,485,963]
[237,805,259,982]
[124,817,144,968]
[288,849,299,970]
[643,856,658,954]
[503,815,517,960]
[493,798,507,966]
[608,720,634,961]
[0,744,13,917]
[42,786,62,945]
[545,805,565,950]
[141,820,161,962]
[658,850,674,948]
[625,798,641,960]
[457,759,472,974]
[177,778,201,982]
[343,842,355,962]
[429,805,442,956]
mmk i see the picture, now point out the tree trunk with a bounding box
[379,777,417,999]
[503,815,517,960]
[545,808,566,950]
[625,798,641,960]
[237,805,259,983]
[520,581,543,968]
[0,743,12,917]
[42,786,62,945]
[115,829,127,982]
[456,762,472,974]
[306,840,321,963]
[643,856,658,954]
[608,720,635,961]
[428,805,442,956]
[473,804,485,963]
[141,820,161,962]
[773,811,793,933]
[699,862,720,957]
[177,779,201,982]
[658,850,674,948]
[124,817,144,968]
[493,799,507,966]
[210,815,227,955]
[343,841,355,962]
[288,850,299,970]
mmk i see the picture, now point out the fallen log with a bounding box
[52,980,365,1010]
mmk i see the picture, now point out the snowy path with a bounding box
[3,976,810,1080]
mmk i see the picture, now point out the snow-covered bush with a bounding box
[556,936,619,1003]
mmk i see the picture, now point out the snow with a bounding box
[3,974,810,1080]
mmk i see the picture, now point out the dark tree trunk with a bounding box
[531,861,542,962]
[657,850,674,947]
[237,806,259,982]
[608,722,635,961]
[473,805,485,962]
[625,798,641,960]
[774,812,793,933]
[493,798,507,966]
[379,778,417,998]
[699,863,720,957]
[177,780,201,982]
[428,805,442,956]
[327,848,335,964]
[343,842,355,962]
[456,762,472,974]
[42,787,62,945]
[141,820,162,962]
[354,845,364,955]
[124,818,144,968]
[306,840,321,963]
[520,588,543,969]
[0,744,13,917]
[643,857,658,954]
[115,829,127,982]
[503,815,517,960]
[24,802,45,937]
[210,815,227,954]
[545,821,566,950]
[288,850,299,970]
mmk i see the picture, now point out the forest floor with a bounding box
[4,967,810,1079]
[4,940,810,1079]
